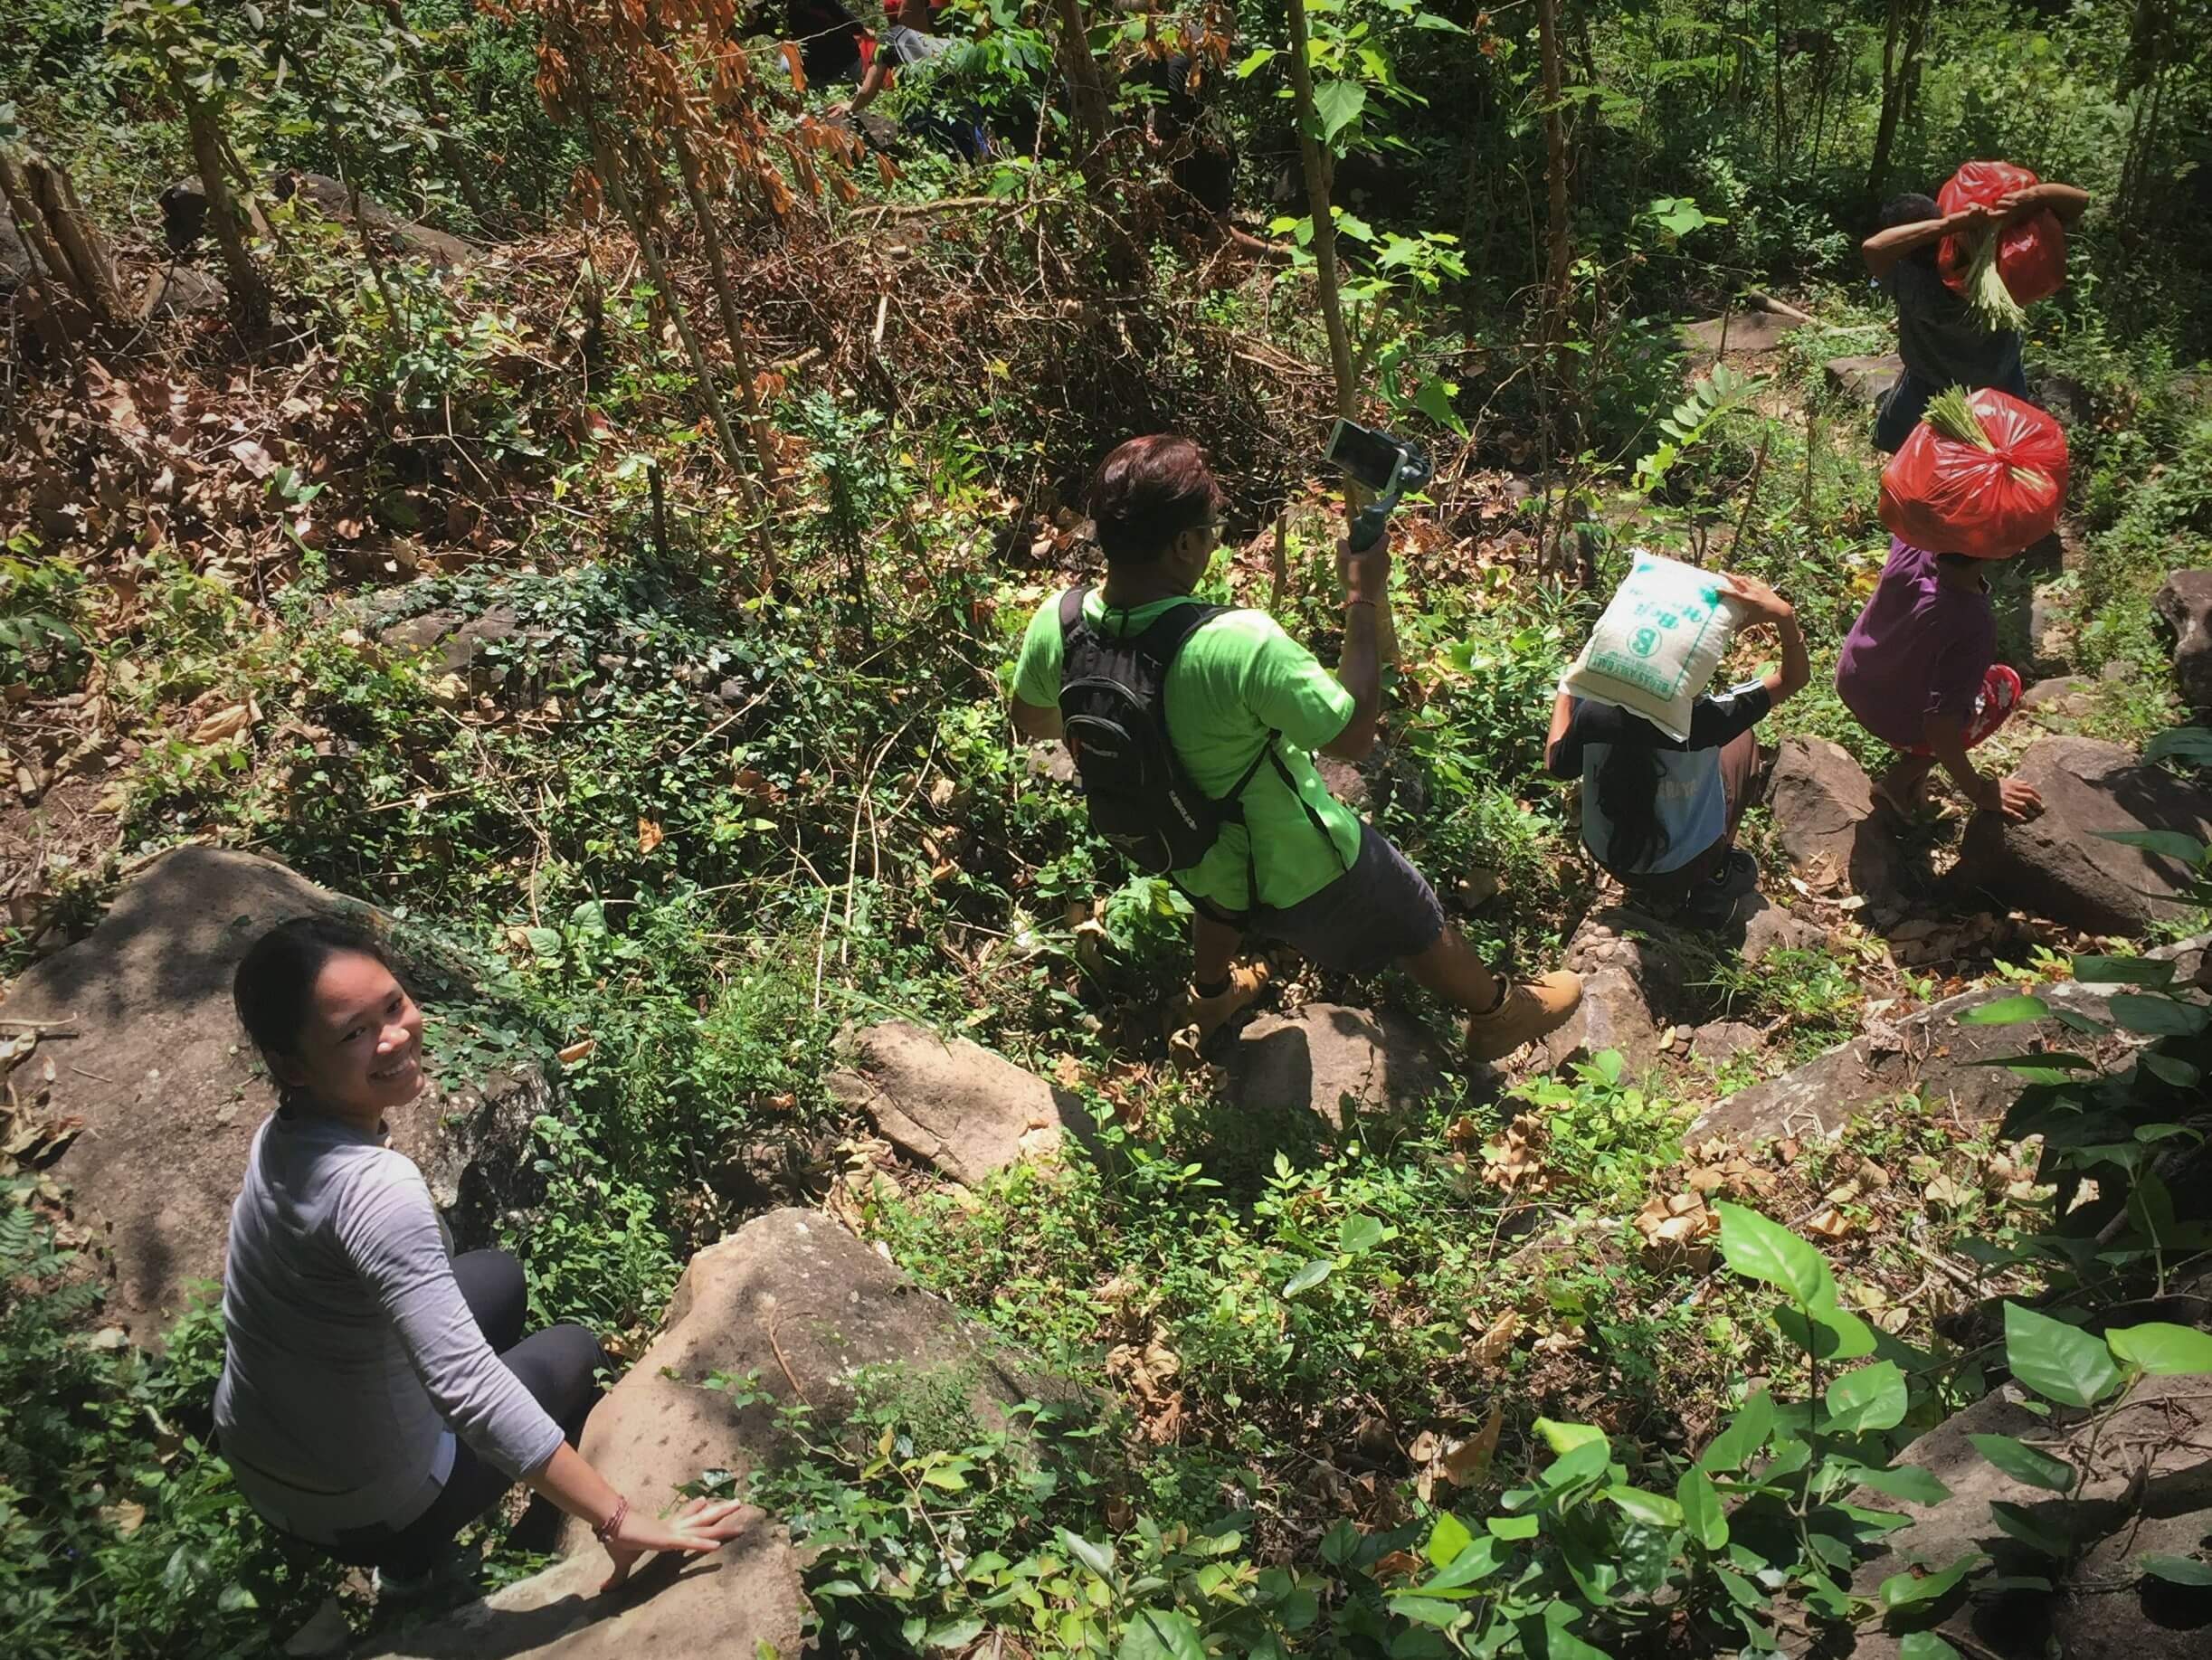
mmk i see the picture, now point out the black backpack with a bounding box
[1055,587,1277,878]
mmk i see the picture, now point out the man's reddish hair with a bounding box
[1087,435,1224,564]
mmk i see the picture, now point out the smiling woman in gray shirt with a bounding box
[214,916,749,1590]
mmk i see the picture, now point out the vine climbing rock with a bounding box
[1844,1366,2212,1660]
[0,847,545,1339]
[554,1209,1083,1560]
[826,1020,1091,1184]
[1225,1002,1438,1125]
[357,1516,807,1660]
[2154,569,2212,711]
[1766,735,1912,907]
[1951,736,2212,934]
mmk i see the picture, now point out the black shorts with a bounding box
[1246,822,1448,977]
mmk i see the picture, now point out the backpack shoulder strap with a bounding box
[1130,600,1229,663]
[1057,584,1090,644]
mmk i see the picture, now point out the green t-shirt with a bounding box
[1012,589,1362,912]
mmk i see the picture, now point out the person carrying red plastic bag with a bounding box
[1837,387,2066,826]
[1861,163,2088,455]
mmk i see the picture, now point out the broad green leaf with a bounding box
[1699,1390,1776,1474]
[1282,1258,1334,1297]
[1716,1202,1834,1308]
[1899,1635,1963,1660]
[2004,1302,2122,1408]
[1877,1552,1987,1611]
[1388,1595,1469,1629]
[1339,1213,1388,1256]
[1847,1463,1951,1505]
[917,1464,968,1491]
[1824,1361,1908,1434]
[1487,1514,1539,1540]
[1602,1486,1683,1528]
[1676,1466,1728,1551]
[2069,954,2174,987]
[2106,1322,2212,1376]
[1235,47,1277,77]
[1414,375,1466,434]
[1424,1511,1473,1569]
[2141,1052,2204,1086]
[2097,828,2208,864]
[1536,1437,1612,1493]
[1959,994,2049,1025]
[928,1617,985,1649]
[2139,1553,2212,1587]
[1968,1433,2074,1492]
[1425,1536,1503,1590]
[2145,726,2212,769]
[1777,1301,1876,1361]
[1311,78,1366,143]
[1534,1418,1609,1456]
[2109,994,2208,1037]
[1059,1529,1115,1581]
[1989,1500,2071,1557]
[1116,1608,1205,1660]
[1713,1564,1766,1608]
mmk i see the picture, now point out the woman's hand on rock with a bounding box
[598,1495,753,1592]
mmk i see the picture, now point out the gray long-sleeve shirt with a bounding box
[214,1112,563,1544]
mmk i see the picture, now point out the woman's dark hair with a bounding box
[1087,434,1225,564]
[1880,192,1943,270]
[1936,551,1978,572]
[1596,745,1669,875]
[233,915,392,1066]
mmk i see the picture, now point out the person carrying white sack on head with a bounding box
[1544,554,1810,928]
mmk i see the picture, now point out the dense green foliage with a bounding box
[3,0,2209,1655]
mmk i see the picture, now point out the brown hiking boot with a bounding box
[1164,963,1271,1048]
[1464,970,1582,1063]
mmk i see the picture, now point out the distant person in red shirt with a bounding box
[1836,536,2042,821]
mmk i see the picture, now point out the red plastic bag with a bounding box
[1878,387,2070,560]
[1935,160,2066,308]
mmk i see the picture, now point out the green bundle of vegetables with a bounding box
[1961,230,2027,331]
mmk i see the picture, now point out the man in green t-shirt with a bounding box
[1010,434,1581,1063]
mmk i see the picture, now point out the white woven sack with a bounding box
[1562,551,1747,742]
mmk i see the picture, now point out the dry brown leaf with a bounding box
[1444,1402,1504,1485]
[1050,1053,1084,1089]
[188,702,252,745]
[1467,1308,1520,1369]
[637,817,663,855]
[557,1039,596,1066]
[1805,1206,1853,1240]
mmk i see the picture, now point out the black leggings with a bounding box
[336,1250,603,1578]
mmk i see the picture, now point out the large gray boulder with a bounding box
[1846,1371,2212,1660]
[1826,354,1903,408]
[1225,1002,1438,1126]
[557,1208,1076,1559]
[1692,935,2208,1142]
[1768,736,1910,905]
[1537,913,1698,1075]
[827,1020,1089,1184]
[0,848,541,1336]
[2154,570,2212,711]
[357,1512,808,1660]
[1951,736,2212,935]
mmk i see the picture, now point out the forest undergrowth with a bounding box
[4,0,2212,1655]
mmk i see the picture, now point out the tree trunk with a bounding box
[1282,0,1353,413]
[1865,0,1930,214]
[1050,0,1111,166]
[23,158,124,325]
[1536,0,1571,335]
[675,147,783,496]
[588,125,774,584]
[185,104,271,327]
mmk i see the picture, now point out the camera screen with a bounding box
[1324,421,1404,494]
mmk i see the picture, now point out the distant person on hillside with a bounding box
[1862,180,2090,453]
[833,0,991,160]
[1544,572,1809,926]
[1836,537,2043,821]
[1008,435,1582,1063]
[214,917,750,1597]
